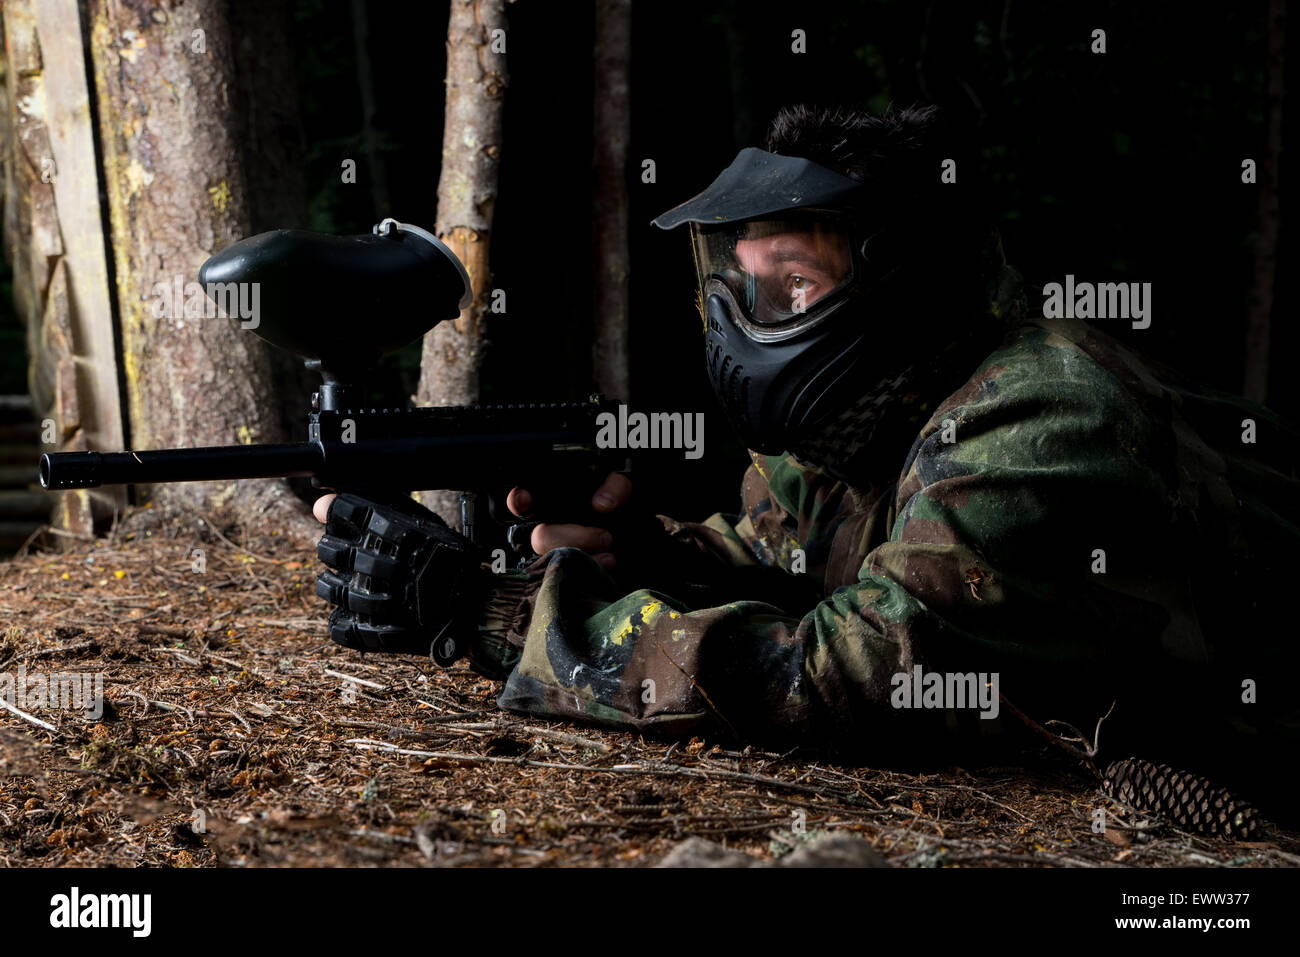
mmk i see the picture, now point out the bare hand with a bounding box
[313,493,336,524]
[507,473,631,569]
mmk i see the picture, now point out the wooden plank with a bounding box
[31,0,124,510]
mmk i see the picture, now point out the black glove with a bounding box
[315,493,487,665]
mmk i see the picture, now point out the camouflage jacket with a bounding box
[471,318,1300,779]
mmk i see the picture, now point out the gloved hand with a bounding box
[315,492,487,665]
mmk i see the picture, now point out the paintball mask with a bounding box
[653,148,909,455]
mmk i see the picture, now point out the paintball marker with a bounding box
[39,217,627,575]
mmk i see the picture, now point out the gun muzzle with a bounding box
[40,444,322,490]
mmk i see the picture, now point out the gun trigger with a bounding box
[507,522,539,554]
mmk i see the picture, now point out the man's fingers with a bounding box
[509,474,630,520]
[506,487,533,519]
[592,472,632,512]
[313,493,337,524]
[530,522,613,555]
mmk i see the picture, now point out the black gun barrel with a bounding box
[40,443,323,490]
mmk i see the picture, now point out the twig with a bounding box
[151,647,203,666]
[344,739,865,804]
[42,527,95,541]
[436,720,611,753]
[16,523,51,556]
[185,506,280,564]
[323,669,388,691]
[203,651,271,679]
[135,623,191,639]
[997,692,1104,780]
[898,781,1033,822]
[224,707,253,733]
[652,641,741,740]
[15,640,98,661]
[417,709,491,723]
[1043,702,1114,759]
[0,696,57,732]
[242,617,321,632]
[117,692,195,723]
[518,726,611,753]
[349,828,416,846]
[329,717,454,740]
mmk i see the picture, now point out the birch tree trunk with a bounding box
[1243,0,1284,403]
[86,0,316,541]
[416,0,508,523]
[592,0,631,401]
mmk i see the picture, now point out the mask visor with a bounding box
[691,216,855,334]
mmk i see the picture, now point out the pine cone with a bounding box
[1102,757,1259,840]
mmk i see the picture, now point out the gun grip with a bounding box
[486,473,626,545]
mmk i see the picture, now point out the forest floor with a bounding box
[0,509,1297,869]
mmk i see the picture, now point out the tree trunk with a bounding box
[85,0,315,542]
[592,0,632,402]
[1244,0,1284,403]
[228,0,315,464]
[416,0,508,524]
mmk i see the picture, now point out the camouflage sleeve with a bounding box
[469,450,865,682]
[653,449,873,593]
[474,320,1300,759]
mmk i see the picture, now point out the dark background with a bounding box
[2,0,1291,520]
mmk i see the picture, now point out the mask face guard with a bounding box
[701,273,880,454]
[654,147,924,455]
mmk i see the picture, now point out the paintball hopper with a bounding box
[198,218,472,372]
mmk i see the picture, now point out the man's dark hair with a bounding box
[763,103,942,185]
[763,103,1008,321]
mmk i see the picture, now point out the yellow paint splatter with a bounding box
[124,160,154,195]
[609,599,665,646]
[236,424,259,445]
[208,180,233,214]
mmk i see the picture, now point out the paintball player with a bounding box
[312,105,1300,802]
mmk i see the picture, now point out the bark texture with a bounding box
[592,0,632,401]
[416,0,508,522]
[228,0,313,456]
[86,0,314,540]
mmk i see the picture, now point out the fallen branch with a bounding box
[15,640,98,661]
[997,692,1109,780]
[323,669,388,690]
[652,641,740,740]
[0,696,57,732]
